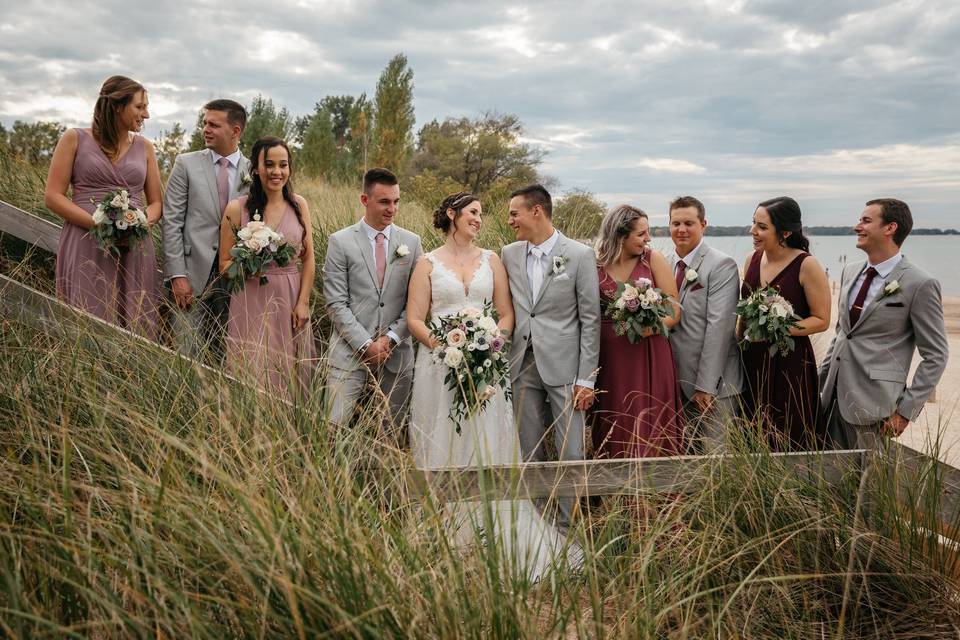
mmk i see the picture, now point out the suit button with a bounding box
[530,313,536,318]
[212,245,218,251]
[379,302,385,307]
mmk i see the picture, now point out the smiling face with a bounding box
[119,90,149,132]
[508,195,540,241]
[621,216,651,259]
[255,144,290,194]
[854,203,897,253]
[669,206,706,257]
[203,109,240,156]
[361,182,401,230]
[750,206,781,252]
[451,199,482,240]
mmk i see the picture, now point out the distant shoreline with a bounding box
[650,227,959,237]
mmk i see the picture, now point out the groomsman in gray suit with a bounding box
[502,184,600,524]
[667,196,744,452]
[323,168,423,430]
[820,198,948,449]
[163,99,250,358]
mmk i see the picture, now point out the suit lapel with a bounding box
[852,256,910,330]
[200,149,221,215]
[381,227,401,292]
[516,243,534,309]
[534,232,566,308]
[678,243,708,304]
[229,156,250,200]
[352,222,379,289]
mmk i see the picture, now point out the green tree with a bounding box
[371,53,415,173]
[155,122,187,177]
[187,110,205,152]
[411,112,543,196]
[553,189,607,240]
[241,95,295,154]
[298,108,337,178]
[4,120,65,164]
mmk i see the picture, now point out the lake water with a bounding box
[645,235,958,296]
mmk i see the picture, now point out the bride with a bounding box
[406,192,580,581]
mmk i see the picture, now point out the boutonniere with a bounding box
[551,255,567,276]
[394,244,410,259]
[684,268,699,285]
[239,172,252,189]
[879,279,900,299]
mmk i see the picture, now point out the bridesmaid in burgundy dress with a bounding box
[220,137,316,397]
[591,205,684,458]
[44,75,162,338]
[739,197,831,450]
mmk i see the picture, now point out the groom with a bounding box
[502,184,600,525]
[323,168,423,431]
[162,99,249,359]
[819,198,948,449]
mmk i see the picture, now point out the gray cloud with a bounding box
[1,0,958,226]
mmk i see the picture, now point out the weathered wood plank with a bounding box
[0,200,61,253]
[882,440,960,541]
[409,449,864,500]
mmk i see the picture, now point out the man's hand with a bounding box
[573,384,596,411]
[691,391,716,413]
[362,336,394,365]
[171,276,194,309]
[881,412,910,437]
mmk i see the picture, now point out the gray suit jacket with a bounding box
[502,232,601,387]
[323,221,423,374]
[162,149,251,295]
[668,242,744,400]
[819,255,948,424]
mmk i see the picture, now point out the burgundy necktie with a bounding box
[848,266,878,326]
[375,232,387,288]
[675,259,686,291]
[216,157,230,214]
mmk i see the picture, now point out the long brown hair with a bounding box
[91,75,144,158]
[246,136,303,230]
[597,205,648,267]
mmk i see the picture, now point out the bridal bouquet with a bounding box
[89,188,149,256]
[736,285,800,356]
[429,301,511,434]
[224,215,297,293]
[605,277,673,342]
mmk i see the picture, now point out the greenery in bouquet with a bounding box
[225,215,297,293]
[736,284,801,356]
[89,188,149,256]
[605,276,674,342]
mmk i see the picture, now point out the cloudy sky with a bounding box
[2,0,958,226]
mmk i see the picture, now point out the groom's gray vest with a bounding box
[502,233,601,387]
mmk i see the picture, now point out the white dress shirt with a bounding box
[211,147,243,193]
[671,238,704,272]
[527,229,594,389]
[360,218,400,346]
[847,252,903,314]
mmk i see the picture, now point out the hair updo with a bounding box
[757,196,810,252]
[433,192,479,234]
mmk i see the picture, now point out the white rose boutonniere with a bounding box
[395,244,410,259]
[879,279,900,299]
[239,172,252,189]
[684,268,698,284]
[551,255,568,276]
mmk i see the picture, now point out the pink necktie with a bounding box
[216,157,230,213]
[375,232,387,288]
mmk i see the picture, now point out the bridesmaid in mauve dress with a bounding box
[43,75,162,338]
[739,197,831,450]
[220,137,316,397]
[591,205,685,458]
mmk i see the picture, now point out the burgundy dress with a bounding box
[740,251,822,450]
[225,196,316,397]
[55,129,160,338]
[591,253,684,458]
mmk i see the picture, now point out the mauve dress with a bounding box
[225,196,316,396]
[740,250,823,450]
[591,253,684,458]
[55,129,160,338]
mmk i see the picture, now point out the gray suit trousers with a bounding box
[681,393,740,454]
[168,260,230,362]
[326,362,413,436]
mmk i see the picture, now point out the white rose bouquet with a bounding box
[89,188,149,256]
[736,284,801,356]
[605,277,674,342]
[224,214,297,293]
[429,301,511,434]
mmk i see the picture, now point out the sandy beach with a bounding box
[812,290,959,467]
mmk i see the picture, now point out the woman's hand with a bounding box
[292,301,311,331]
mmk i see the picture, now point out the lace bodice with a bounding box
[426,250,494,321]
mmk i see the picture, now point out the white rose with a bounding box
[135,209,148,225]
[478,316,498,332]
[244,236,266,252]
[92,205,107,225]
[621,284,639,302]
[685,268,698,282]
[463,307,482,319]
[483,359,492,368]
[771,302,788,318]
[396,244,410,257]
[115,218,129,230]
[475,366,484,374]
[446,328,467,347]
[443,347,463,367]
[614,297,627,310]
[644,288,661,303]
[885,280,900,294]
[110,193,126,208]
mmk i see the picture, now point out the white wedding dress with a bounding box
[410,249,581,581]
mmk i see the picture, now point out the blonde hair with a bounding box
[596,205,647,267]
